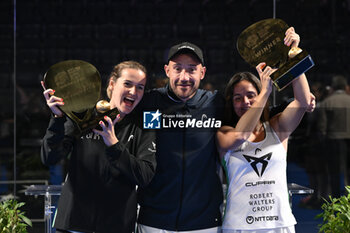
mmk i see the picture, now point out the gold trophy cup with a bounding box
[43,60,119,133]
[237,18,314,91]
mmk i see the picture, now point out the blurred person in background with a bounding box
[318,74,350,198]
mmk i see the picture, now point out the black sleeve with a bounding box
[40,116,76,166]
[105,127,156,187]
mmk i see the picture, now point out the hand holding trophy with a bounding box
[237,18,314,91]
[42,60,119,134]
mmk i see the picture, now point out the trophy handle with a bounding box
[66,108,95,125]
[271,50,315,91]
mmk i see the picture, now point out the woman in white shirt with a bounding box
[216,27,311,233]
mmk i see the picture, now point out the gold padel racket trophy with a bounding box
[237,18,314,91]
[43,60,119,133]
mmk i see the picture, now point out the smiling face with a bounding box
[164,53,206,102]
[232,80,258,117]
[108,68,146,117]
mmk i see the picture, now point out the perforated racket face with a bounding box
[43,60,101,115]
[237,18,290,68]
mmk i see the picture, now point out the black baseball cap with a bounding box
[167,42,204,65]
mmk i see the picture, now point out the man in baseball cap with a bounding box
[163,41,207,102]
[167,41,205,65]
[137,41,223,232]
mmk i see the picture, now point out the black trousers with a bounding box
[326,138,350,198]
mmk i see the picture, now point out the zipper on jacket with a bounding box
[175,107,187,230]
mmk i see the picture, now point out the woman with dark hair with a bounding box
[222,71,270,128]
[217,27,311,233]
[41,61,156,233]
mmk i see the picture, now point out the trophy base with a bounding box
[77,108,119,133]
[271,50,315,91]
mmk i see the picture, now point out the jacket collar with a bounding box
[165,84,203,106]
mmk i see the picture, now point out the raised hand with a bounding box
[255,62,274,96]
[41,81,64,117]
[284,27,300,48]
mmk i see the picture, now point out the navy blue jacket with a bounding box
[137,86,224,231]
